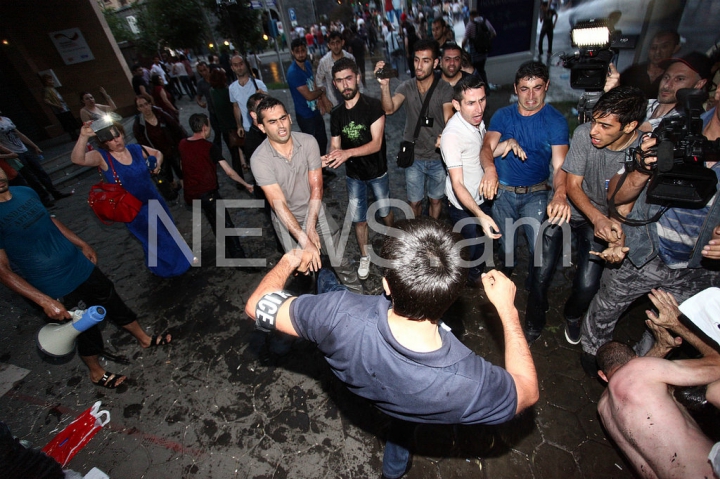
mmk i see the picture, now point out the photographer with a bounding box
[577,87,720,375]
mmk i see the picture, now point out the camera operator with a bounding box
[577,84,720,376]
[643,52,712,131]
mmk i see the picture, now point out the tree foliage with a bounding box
[102,7,135,44]
[204,0,263,53]
[135,0,210,54]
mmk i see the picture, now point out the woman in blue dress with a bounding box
[71,121,191,277]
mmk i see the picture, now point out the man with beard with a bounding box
[438,42,470,87]
[441,75,501,286]
[620,31,680,100]
[287,38,332,155]
[249,97,362,293]
[644,51,711,130]
[324,58,393,280]
[315,31,358,107]
[376,39,454,219]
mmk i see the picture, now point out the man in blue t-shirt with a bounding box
[0,171,171,389]
[246,218,538,479]
[286,38,332,155]
[480,61,570,277]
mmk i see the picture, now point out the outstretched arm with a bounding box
[482,270,539,413]
[245,250,314,336]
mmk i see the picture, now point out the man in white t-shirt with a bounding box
[441,75,500,285]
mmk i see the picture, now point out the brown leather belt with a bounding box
[497,181,549,194]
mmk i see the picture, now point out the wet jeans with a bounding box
[448,201,494,282]
[491,188,548,269]
[525,219,605,333]
[581,255,720,355]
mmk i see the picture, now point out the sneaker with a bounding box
[564,319,581,345]
[358,256,371,280]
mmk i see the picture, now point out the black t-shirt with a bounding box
[244,125,267,160]
[330,94,386,181]
[620,62,658,100]
[132,75,149,96]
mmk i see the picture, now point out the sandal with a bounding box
[93,371,126,389]
[149,332,172,347]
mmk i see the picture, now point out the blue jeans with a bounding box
[316,268,348,293]
[525,219,605,333]
[382,420,415,478]
[491,188,548,268]
[448,201,493,282]
[296,112,327,155]
[346,173,391,223]
[404,159,446,203]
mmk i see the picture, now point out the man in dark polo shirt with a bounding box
[178,113,254,261]
[325,57,394,280]
[246,218,538,479]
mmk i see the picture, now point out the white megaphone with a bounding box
[36,306,107,357]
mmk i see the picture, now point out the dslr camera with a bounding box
[628,88,719,208]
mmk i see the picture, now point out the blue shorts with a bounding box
[346,172,391,223]
[404,159,446,203]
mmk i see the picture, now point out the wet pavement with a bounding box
[0,57,646,478]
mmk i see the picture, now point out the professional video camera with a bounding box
[626,88,719,210]
[560,14,637,123]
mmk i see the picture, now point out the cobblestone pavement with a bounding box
[0,60,647,478]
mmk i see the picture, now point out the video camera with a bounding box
[560,15,635,91]
[628,88,719,208]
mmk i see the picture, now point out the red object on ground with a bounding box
[41,401,110,467]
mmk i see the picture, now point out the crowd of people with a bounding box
[1,3,720,477]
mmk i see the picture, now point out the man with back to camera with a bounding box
[315,31,358,107]
[524,86,645,345]
[441,75,502,286]
[178,113,254,261]
[620,30,680,100]
[249,96,362,293]
[376,38,454,220]
[595,289,720,479]
[479,61,569,280]
[462,9,496,86]
[245,217,539,479]
[0,168,171,389]
[287,38,332,155]
[324,57,394,281]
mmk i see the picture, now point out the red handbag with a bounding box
[87,151,142,224]
[41,401,110,467]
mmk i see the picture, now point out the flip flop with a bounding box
[149,332,172,347]
[93,371,126,389]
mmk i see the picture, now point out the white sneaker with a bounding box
[358,256,370,280]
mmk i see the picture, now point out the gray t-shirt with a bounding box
[396,75,453,159]
[562,122,639,221]
[250,132,322,221]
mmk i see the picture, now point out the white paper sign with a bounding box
[49,28,94,65]
[679,287,720,346]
